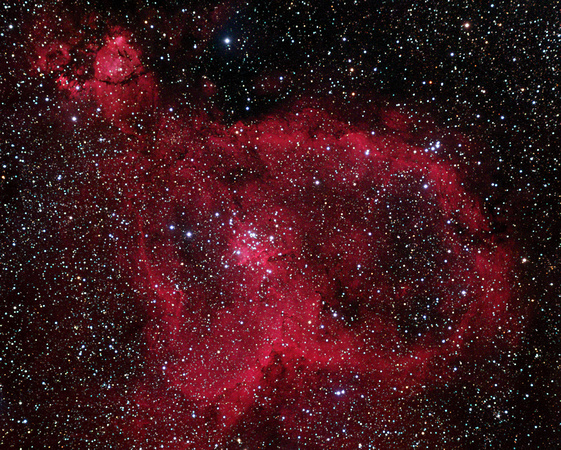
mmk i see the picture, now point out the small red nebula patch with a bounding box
[90,30,158,134]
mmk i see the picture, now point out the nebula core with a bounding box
[3,2,541,449]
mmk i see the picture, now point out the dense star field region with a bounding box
[1,1,559,448]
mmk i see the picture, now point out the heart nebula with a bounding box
[96,102,522,448]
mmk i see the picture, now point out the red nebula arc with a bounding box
[101,104,522,447]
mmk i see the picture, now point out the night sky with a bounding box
[1,1,559,448]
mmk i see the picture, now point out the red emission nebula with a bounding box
[16,13,526,449]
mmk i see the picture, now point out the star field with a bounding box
[1,1,559,449]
